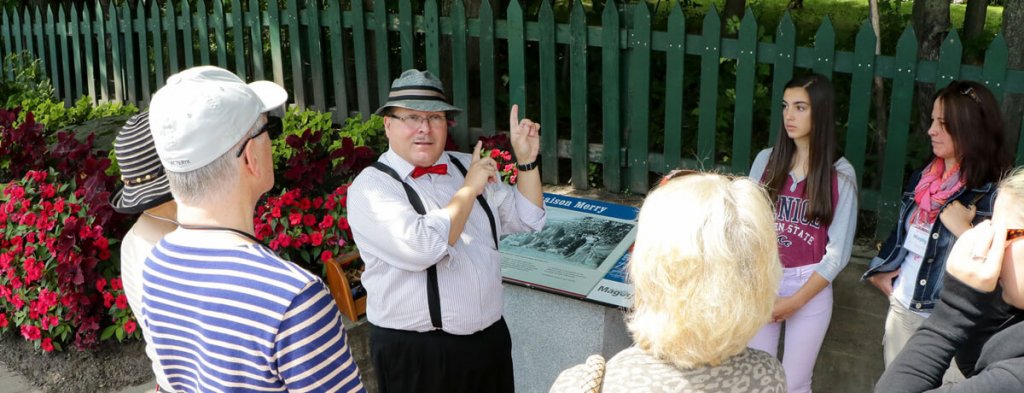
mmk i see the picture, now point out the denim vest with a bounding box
[862,169,996,312]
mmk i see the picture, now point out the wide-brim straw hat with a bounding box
[110,112,173,214]
[374,69,463,115]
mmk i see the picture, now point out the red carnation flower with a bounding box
[319,215,334,230]
[320,250,334,263]
[115,294,128,310]
[20,325,40,341]
[124,320,137,335]
[40,337,54,352]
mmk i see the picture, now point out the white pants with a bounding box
[748,264,833,393]
[883,295,965,384]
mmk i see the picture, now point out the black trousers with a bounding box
[370,318,515,393]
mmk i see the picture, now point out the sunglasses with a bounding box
[959,86,981,104]
[235,116,283,158]
[659,169,700,187]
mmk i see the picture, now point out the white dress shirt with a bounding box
[348,150,546,335]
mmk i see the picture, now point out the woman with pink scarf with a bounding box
[864,80,1012,383]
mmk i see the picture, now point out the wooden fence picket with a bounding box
[876,27,919,238]
[478,0,496,137]
[663,2,686,173]
[845,21,877,188]
[696,7,721,168]
[813,16,835,79]
[507,0,526,113]
[350,0,371,116]
[285,0,304,107]
[424,0,439,76]
[732,8,757,174]
[601,0,621,192]
[398,0,413,71]
[570,0,588,190]
[372,0,391,109]
[326,0,348,119]
[196,0,211,66]
[450,0,470,150]
[627,3,652,193]
[768,11,795,142]
[538,0,557,184]
[307,0,327,111]
[936,29,963,91]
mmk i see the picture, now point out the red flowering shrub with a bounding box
[0,169,115,351]
[255,185,357,276]
[0,108,133,352]
[0,108,48,181]
[277,130,375,195]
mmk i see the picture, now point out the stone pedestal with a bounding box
[503,283,633,393]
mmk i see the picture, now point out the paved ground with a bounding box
[0,360,154,393]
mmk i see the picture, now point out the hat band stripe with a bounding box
[386,94,450,104]
[121,168,167,186]
[388,89,447,101]
[391,84,444,94]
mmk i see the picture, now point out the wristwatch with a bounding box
[516,160,538,171]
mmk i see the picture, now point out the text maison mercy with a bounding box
[543,196,609,214]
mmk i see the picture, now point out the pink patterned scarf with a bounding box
[912,158,964,225]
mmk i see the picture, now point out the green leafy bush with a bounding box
[2,52,138,133]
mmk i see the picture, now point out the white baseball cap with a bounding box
[148,66,287,172]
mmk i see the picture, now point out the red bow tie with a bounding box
[411,164,448,178]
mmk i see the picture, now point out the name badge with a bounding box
[905,225,931,256]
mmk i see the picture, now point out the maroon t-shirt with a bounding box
[768,173,839,268]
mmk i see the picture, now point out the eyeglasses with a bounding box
[960,86,981,104]
[388,113,447,128]
[235,116,282,158]
[659,169,699,187]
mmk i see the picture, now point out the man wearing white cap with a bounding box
[143,66,364,393]
[348,69,546,392]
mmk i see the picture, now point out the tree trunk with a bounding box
[911,0,950,135]
[722,0,746,36]
[963,0,988,42]
[1003,0,1024,157]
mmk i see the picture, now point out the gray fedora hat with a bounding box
[374,69,463,115]
[110,112,173,214]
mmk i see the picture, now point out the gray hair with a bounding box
[165,118,263,205]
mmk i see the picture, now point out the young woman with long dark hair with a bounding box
[747,73,859,393]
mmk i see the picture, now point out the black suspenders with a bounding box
[369,154,498,330]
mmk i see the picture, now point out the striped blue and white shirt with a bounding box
[142,234,364,393]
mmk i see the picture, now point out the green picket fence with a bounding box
[2,0,1024,238]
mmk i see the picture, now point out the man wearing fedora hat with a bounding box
[111,111,178,392]
[348,69,545,392]
[142,66,364,393]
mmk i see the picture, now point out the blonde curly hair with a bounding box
[627,172,781,368]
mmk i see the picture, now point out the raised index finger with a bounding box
[509,104,520,130]
[472,141,482,163]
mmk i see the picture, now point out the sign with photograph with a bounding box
[500,193,637,308]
